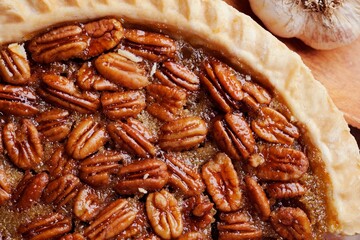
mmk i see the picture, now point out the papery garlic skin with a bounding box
[249,0,360,50]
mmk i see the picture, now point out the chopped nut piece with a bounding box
[244,176,270,220]
[77,62,118,91]
[267,182,306,199]
[101,90,146,120]
[115,158,168,195]
[178,232,207,240]
[35,108,72,142]
[122,29,177,62]
[146,190,183,239]
[95,52,150,89]
[159,116,208,151]
[74,187,102,222]
[0,169,11,205]
[3,119,43,170]
[201,153,242,212]
[213,112,255,161]
[252,107,299,145]
[19,213,72,240]
[155,61,200,91]
[79,150,122,187]
[66,117,108,160]
[270,207,312,240]
[12,171,49,211]
[184,194,215,229]
[218,212,262,240]
[200,58,243,112]
[84,198,137,240]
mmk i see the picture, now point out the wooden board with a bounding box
[224,0,360,128]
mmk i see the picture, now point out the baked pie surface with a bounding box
[0,0,359,239]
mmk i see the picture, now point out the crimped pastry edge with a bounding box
[0,0,359,235]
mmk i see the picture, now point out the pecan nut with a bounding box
[267,182,306,199]
[270,207,312,240]
[108,118,156,157]
[66,117,108,160]
[200,58,243,112]
[101,90,146,120]
[213,112,255,161]
[60,233,85,240]
[77,62,118,91]
[184,194,215,229]
[155,61,199,91]
[18,213,72,240]
[218,212,262,240]
[79,150,122,187]
[251,107,299,145]
[0,84,38,116]
[95,53,150,89]
[0,44,31,85]
[159,116,207,151]
[38,74,100,113]
[3,119,43,170]
[42,174,81,208]
[12,171,49,211]
[242,81,272,111]
[122,29,177,62]
[201,153,242,212]
[73,187,102,222]
[253,146,309,181]
[84,198,137,240]
[35,108,72,142]
[28,18,123,63]
[146,84,187,122]
[115,158,169,195]
[46,146,77,179]
[244,176,270,220]
[0,169,11,205]
[146,190,183,239]
[165,155,205,197]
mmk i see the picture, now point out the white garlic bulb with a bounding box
[249,0,360,50]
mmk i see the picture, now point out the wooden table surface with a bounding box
[223,0,360,147]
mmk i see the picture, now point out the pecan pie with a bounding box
[0,0,359,239]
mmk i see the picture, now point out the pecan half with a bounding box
[108,118,156,157]
[28,18,123,63]
[267,182,306,199]
[218,212,262,240]
[0,169,11,205]
[66,117,108,160]
[253,146,309,181]
[3,119,43,170]
[84,198,137,240]
[244,176,270,220]
[251,107,299,145]
[146,84,187,122]
[200,58,243,112]
[184,194,215,229]
[213,112,255,161]
[155,61,199,91]
[115,158,168,195]
[42,174,81,208]
[12,171,49,211]
[35,108,72,142]
[46,146,77,179]
[95,53,150,89]
[0,44,31,85]
[101,90,146,120]
[79,150,122,187]
[74,187,102,222]
[146,190,183,239]
[242,81,272,111]
[270,207,312,240]
[0,84,38,116]
[159,117,207,151]
[165,155,205,197]
[60,233,85,240]
[122,29,176,62]
[19,213,72,240]
[178,232,207,240]
[38,74,100,113]
[201,153,242,212]
[77,62,118,91]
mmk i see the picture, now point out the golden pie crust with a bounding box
[0,0,359,236]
